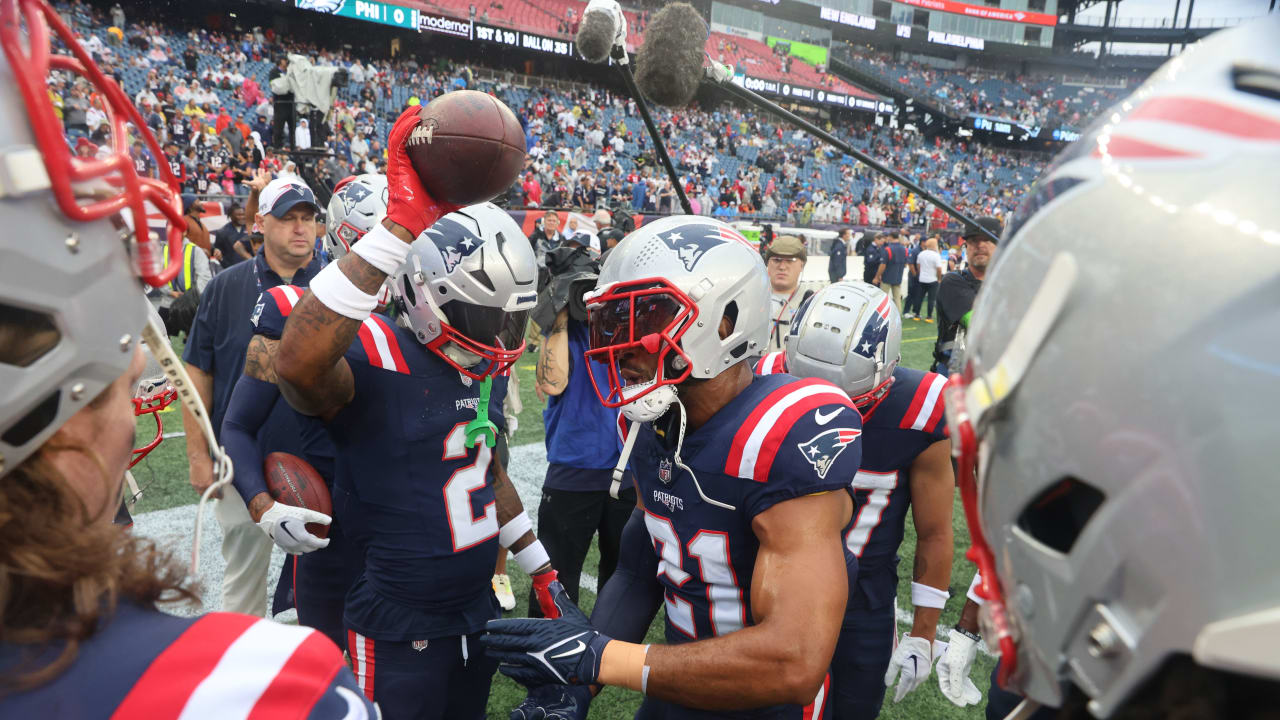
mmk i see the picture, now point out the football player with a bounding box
[759,281,956,719]
[943,16,1280,719]
[0,1,375,716]
[482,215,862,719]
[220,173,393,651]
[273,107,562,720]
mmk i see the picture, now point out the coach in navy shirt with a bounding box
[182,176,322,616]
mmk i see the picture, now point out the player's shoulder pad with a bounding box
[250,284,306,339]
[891,367,948,434]
[113,612,351,718]
[724,376,858,483]
[350,313,411,374]
[753,351,788,376]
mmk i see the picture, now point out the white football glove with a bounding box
[936,630,984,707]
[883,634,938,702]
[257,501,331,555]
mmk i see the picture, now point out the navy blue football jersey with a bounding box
[0,602,376,719]
[631,374,861,647]
[250,285,338,479]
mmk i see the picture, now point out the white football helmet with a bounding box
[390,202,538,379]
[943,16,1280,717]
[325,173,388,261]
[584,215,769,419]
[784,281,901,415]
[0,0,187,477]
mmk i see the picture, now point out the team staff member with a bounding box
[182,174,323,615]
[932,217,1001,374]
[530,289,631,617]
[764,235,821,351]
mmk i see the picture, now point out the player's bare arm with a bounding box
[907,436,955,642]
[491,456,550,572]
[536,308,570,397]
[241,335,279,521]
[182,363,217,496]
[605,490,852,709]
[275,245,394,418]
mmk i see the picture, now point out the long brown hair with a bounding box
[0,324,197,693]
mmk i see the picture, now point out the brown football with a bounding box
[264,452,332,539]
[406,90,527,206]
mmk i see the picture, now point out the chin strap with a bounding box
[610,420,639,499]
[141,319,233,578]
[465,375,498,448]
[670,398,735,512]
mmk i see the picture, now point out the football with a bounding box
[264,452,332,539]
[406,90,527,206]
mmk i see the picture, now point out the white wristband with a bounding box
[514,540,551,574]
[309,262,379,321]
[911,581,950,609]
[967,572,987,606]
[352,223,413,275]
[499,511,533,549]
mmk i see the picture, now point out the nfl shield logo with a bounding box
[658,458,673,485]
[411,639,428,652]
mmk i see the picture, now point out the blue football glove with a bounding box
[480,581,612,687]
[509,684,592,720]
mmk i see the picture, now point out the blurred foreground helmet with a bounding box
[0,0,184,476]
[325,173,388,261]
[942,16,1280,716]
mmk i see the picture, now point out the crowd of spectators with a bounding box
[55,0,1050,233]
[836,43,1128,131]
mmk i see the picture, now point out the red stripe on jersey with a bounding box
[1129,96,1280,141]
[754,392,855,482]
[725,379,823,475]
[246,631,345,719]
[370,315,409,373]
[266,285,300,317]
[111,613,258,720]
[900,372,944,430]
[356,318,409,374]
[1092,135,1198,159]
[754,351,786,375]
[801,673,830,720]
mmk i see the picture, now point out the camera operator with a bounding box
[526,232,630,617]
[268,56,294,149]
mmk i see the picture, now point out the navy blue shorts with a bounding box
[295,516,363,652]
[347,629,497,720]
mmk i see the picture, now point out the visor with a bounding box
[584,278,697,409]
[429,302,530,380]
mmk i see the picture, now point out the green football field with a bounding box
[132,318,996,719]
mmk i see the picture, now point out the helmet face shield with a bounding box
[428,303,529,380]
[584,278,697,408]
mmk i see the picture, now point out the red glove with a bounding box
[532,568,561,620]
[385,105,459,238]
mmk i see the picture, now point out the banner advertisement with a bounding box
[899,0,1058,27]
[294,0,419,31]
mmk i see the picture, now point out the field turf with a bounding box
[132,318,996,719]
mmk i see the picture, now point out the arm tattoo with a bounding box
[248,492,274,521]
[243,335,279,383]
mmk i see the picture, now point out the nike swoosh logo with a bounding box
[549,640,586,660]
[334,686,370,720]
[814,407,842,425]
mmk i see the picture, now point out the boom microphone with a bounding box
[576,0,627,64]
[634,2,707,108]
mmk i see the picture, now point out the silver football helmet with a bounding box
[325,173,388,261]
[584,215,769,419]
[943,16,1280,717]
[391,202,537,379]
[784,281,901,413]
[0,0,187,477]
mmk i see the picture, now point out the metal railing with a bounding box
[1068,14,1257,29]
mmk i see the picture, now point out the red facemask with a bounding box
[130,379,177,468]
[1,0,185,287]
[584,278,697,408]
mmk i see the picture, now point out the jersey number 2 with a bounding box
[443,423,500,552]
[645,513,745,638]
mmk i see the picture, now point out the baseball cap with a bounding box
[258,178,318,219]
[962,216,1003,243]
[766,235,806,262]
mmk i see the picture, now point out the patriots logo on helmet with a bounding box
[338,180,372,216]
[427,217,485,273]
[658,226,731,271]
[797,427,861,479]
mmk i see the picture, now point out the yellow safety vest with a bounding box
[165,242,197,293]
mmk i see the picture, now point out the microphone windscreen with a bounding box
[635,3,707,108]
[576,10,617,64]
